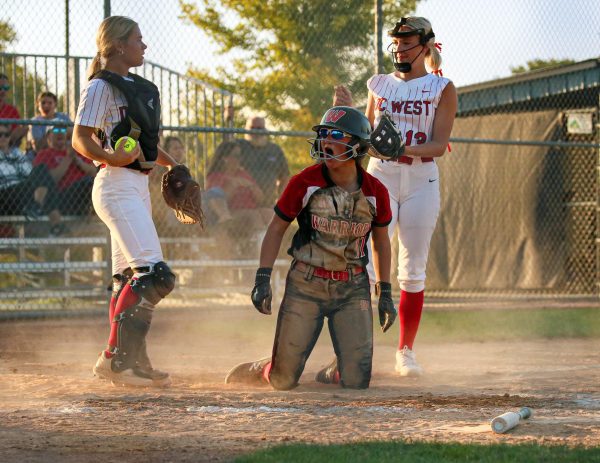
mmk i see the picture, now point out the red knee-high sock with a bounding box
[106,281,141,355]
[398,290,424,350]
[108,295,117,326]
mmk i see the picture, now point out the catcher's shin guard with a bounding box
[112,305,153,373]
[111,262,175,373]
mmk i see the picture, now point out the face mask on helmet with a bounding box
[308,129,362,162]
[387,18,435,73]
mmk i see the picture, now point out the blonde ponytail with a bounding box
[87,53,103,79]
[86,16,138,79]
[425,41,442,74]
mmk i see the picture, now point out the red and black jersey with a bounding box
[275,163,391,271]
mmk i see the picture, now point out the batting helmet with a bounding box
[310,106,371,161]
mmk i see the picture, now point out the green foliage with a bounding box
[510,58,576,74]
[179,0,418,166]
[236,441,600,463]
[0,20,17,52]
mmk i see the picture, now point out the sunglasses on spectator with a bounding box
[317,128,349,140]
[0,85,10,91]
[51,127,67,134]
[0,132,10,138]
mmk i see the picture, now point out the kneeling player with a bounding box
[225,107,396,390]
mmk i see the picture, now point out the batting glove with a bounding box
[251,267,273,315]
[376,281,396,333]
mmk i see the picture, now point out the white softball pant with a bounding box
[92,166,164,275]
[366,158,441,292]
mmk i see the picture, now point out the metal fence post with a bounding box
[374,0,383,74]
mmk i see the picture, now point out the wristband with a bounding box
[255,267,272,281]
[375,281,392,296]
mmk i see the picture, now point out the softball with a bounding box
[115,136,137,153]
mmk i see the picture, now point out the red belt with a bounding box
[294,261,364,281]
[395,155,434,165]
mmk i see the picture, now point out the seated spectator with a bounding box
[29,91,72,152]
[33,126,96,215]
[207,140,264,213]
[238,116,289,207]
[0,74,28,147]
[0,124,65,234]
[206,141,272,253]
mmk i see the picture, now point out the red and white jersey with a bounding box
[367,72,450,159]
[275,163,391,271]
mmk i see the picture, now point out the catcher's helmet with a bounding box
[310,106,371,161]
[387,17,435,73]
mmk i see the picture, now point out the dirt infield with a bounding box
[1,302,599,462]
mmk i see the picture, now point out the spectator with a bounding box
[0,124,64,234]
[29,91,72,152]
[206,140,271,252]
[238,116,289,207]
[0,73,28,147]
[33,126,96,215]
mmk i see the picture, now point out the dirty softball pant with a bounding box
[91,166,163,274]
[269,264,373,390]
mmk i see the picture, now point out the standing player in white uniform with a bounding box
[331,16,457,377]
[72,16,181,388]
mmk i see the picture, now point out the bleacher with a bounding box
[0,214,288,314]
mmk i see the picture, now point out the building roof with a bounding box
[457,58,600,115]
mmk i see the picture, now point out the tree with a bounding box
[0,20,17,52]
[510,58,576,75]
[180,0,418,131]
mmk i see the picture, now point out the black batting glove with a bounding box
[251,267,272,315]
[375,281,396,333]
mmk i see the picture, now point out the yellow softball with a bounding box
[115,136,137,153]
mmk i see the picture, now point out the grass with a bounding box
[235,441,600,463]
[374,307,600,345]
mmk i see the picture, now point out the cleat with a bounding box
[395,346,423,377]
[134,364,172,388]
[93,351,168,387]
[315,358,340,384]
[136,340,171,387]
[225,357,271,385]
[92,351,113,381]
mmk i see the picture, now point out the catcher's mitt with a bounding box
[161,165,204,226]
[369,113,405,161]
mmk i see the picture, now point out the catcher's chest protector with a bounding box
[93,70,161,171]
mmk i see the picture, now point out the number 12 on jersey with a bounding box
[405,130,427,146]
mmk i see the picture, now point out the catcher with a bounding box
[225,106,396,390]
[72,16,202,388]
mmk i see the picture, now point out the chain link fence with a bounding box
[0,0,599,314]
